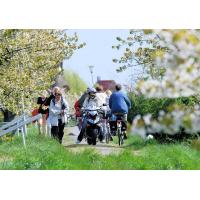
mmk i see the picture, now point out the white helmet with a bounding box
[88,87,96,94]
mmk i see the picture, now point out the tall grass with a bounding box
[1,126,200,169]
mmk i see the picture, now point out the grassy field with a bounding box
[1,126,200,170]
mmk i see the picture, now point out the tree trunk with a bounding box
[2,109,15,122]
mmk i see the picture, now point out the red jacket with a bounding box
[74,101,81,117]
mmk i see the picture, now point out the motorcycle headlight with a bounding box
[89,113,97,120]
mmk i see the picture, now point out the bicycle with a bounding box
[116,117,124,146]
[101,115,111,144]
[110,114,127,146]
[99,106,112,144]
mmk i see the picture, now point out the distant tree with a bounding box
[64,69,87,94]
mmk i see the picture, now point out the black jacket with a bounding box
[44,94,54,106]
[77,92,88,108]
[37,97,48,114]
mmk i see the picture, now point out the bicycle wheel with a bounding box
[117,128,122,146]
[105,132,109,144]
[120,132,124,145]
[106,124,111,144]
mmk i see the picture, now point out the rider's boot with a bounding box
[76,129,85,144]
[124,131,128,140]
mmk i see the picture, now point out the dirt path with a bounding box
[62,126,123,155]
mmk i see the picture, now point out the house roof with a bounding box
[97,80,116,91]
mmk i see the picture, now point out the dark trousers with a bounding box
[77,116,87,142]
[51,119,65,144]
[78,128,85,142]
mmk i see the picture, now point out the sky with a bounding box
[63,29,133,87]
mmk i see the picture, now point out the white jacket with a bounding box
[82,96,101,109]
[105,96,111,111]
[96,92,107,106]
[49,97,69,126]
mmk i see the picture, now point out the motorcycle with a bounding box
[81,105,102,145]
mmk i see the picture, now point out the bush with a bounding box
[128,93,200,123]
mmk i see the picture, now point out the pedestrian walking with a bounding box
[37,90,49,135]
[48,88,69,144]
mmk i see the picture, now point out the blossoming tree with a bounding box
[0,29,85,115]
[113,29,200,138]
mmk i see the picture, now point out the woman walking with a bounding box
[45,86,61,136]
[49,89,69,144]
[37,90,49,135]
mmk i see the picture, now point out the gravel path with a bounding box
[62,126,123,155]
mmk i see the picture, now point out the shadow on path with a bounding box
[64,143,123,149]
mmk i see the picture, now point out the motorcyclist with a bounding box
[74,88,90,130]
[76,88,102,144]
[109,84,131,139]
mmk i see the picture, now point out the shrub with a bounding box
[128,93,200,123]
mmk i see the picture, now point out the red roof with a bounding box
[97,80,116,91]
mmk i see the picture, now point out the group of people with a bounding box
[74,84,131,144]
[36,87,69,144]
[36,83,131,145]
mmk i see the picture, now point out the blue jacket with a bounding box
[109,91,131,114]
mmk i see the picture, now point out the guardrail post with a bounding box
[21,126,26,147]
[17,120,20,136]
[23,115,27,136]
[37,120,41,135]
[47,119,51,137]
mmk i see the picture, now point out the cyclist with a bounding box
[109,84,131,139]
[104,89,113,141]
[105,89,112,112]
[95,85,107,106]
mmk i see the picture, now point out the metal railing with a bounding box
[0,114,42,146]
[0,114,27,131]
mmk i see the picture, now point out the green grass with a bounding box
[1,126,200,169]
